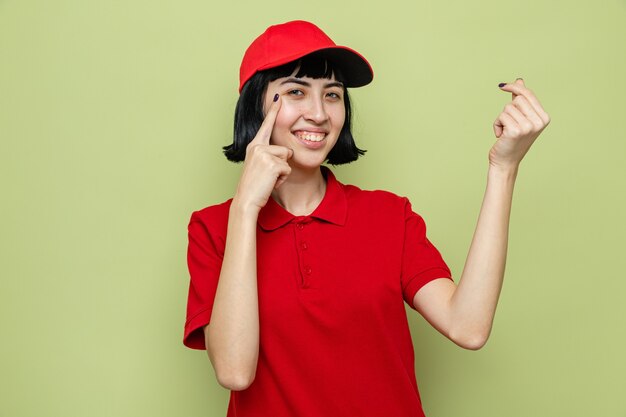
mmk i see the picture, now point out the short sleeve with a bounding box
[400,198,453,311]
[183,211,225,350]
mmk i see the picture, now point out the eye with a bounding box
[287,89,304,96]
[327,91,342,99]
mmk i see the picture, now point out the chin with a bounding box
[289,154,329,171]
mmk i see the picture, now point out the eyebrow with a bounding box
[279,78,344,89]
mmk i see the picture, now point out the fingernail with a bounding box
[498,83,506,88]
[516,77,523,81]
[273,93,279,102]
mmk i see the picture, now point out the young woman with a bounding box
[183,20,550,417]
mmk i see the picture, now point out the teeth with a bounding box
[294,131,326,142]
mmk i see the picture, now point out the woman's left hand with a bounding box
[490,78,551,170]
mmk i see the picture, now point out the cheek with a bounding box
[269,110,296,144]
[330,107,346,131]
[274,104,300,130]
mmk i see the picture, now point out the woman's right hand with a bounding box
[233,93,293,213]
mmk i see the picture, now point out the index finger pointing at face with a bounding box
[252,93,282,146]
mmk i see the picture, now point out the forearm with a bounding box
[448,164,518,347]
[206,199,260,388]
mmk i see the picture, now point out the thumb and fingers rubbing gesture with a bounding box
[491,78,551,170]
[237,93,294,212]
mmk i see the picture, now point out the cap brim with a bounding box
[311,46,374,88]
[255,46,374,89]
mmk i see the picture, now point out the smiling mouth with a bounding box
[292,130,327,142]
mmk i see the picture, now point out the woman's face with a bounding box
[262,70,346,170]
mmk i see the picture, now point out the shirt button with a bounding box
[304,266,312,275]
[301,242,308,250]
[297,223,304,230]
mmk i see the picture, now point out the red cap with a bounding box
[239,20,374,93]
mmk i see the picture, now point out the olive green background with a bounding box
[1,0,625,416]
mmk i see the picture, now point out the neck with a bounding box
[270,165,327,216]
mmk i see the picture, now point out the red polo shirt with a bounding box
[184,165,453,417]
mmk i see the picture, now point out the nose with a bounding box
[303,95,329,124]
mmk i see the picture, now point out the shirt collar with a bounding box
[257,165,347,231]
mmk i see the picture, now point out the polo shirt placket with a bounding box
[293,217,314,289]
